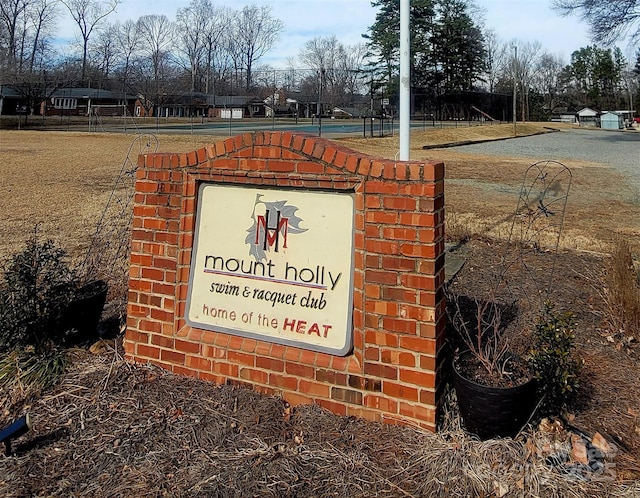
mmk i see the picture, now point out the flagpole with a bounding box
[399,0,410,161]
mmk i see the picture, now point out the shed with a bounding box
[576,107,598,127]
[600,111,623,130]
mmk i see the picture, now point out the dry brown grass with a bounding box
[340,121,559,153]
[0,131,226,261]
[604,238,640,337]
[339,123,640,255]
[1,124,638,262]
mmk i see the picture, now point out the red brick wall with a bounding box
[124,131,445,430]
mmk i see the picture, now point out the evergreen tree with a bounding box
[363,0,436,86]
[364,0,486,98]
[429,0,486,92]
[566,46,626,109]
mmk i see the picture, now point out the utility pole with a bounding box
[318,67,325,137]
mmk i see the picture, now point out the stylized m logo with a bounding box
[255,210,288,251]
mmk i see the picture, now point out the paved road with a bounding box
[451,128,640,188]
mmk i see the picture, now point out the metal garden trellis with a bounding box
[79,133,159,307]
[503,159,573,304]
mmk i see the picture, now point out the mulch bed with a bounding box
[0,239,638,496]
[447,239,640,457]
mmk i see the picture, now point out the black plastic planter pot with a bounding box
[453,360,538,440]
[61,280,108,345]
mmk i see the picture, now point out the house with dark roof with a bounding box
[131,94,267,119]
[0,85,27,115]
[40,88,137,117]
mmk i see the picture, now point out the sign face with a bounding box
[186,184,355,356]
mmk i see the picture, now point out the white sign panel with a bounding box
[186,184,355,356]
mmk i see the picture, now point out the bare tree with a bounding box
[232,4,283,90]
[621,62,637,113]
[0,0,31,72]
[113,19,140,93]
[26,0,57,73]
[299,35,344,112]
[225,29,243,92]
[511,40,543,121]
[137,14,175,118]
[482,29,509,93]
[297,35,369,113]
[553,0,640,45]
[89,22,117,80]
[0,0,57,74]
[0,0,59,120]
[60,0,118,82]
[282,57,301,93]
[137,14,175,84]
[343,42,369,96]
[532,52,566,115]
[176,0,208,93]
[202,5,230,95]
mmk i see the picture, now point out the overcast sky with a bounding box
[56,0,630,67]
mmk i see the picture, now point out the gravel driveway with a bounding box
[454,128,640,189]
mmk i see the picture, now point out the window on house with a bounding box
[53,98,77,110]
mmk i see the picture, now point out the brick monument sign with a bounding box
[124,131,445,430]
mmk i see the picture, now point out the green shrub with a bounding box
[0,232,78,354]
[529,302,582,415]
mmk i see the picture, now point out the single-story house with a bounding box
[132,94,269,119]
[559,113,577,124]
[549,106,576,124]
[147,92,210,118]
[576,107,599,127]
[41,88,136,117]
[600,111,623,130]
[0,85,27,115]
